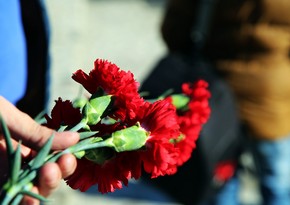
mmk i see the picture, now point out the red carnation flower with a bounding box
[173,80,211,166]
[66,154,133,194]
[136,100,181,178]
[46,61,210,194]
[66,150,143,194]
[214,160,236,182]
[44,98,82,130]
[66,99,180,193]
[72,59,144,121]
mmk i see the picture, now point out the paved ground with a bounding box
[46,0,261,204]
[46,0,167,107]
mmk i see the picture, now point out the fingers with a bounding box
[19,155,77,205]
[21,187,40,205]
[38,162,62,197]
[50,132,79,150]
[38,154,77,197]
[0,96,51,149]
[0,96,79,151]
[57,153,77,178]
[0,97,79,203]
[21,162,63,205]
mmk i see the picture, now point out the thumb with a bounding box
[0,96,79,151]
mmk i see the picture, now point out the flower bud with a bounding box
[109,123,148,152]
[170,94,190,110]
[73,98,88,109]
[82,94,112,125]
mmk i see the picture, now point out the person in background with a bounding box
[0,0,50,116]
[204,1,290,205]
[16,0,50,117]
[0,1,77,204]
[143,0,290,205]
[0,0,27,105]
[161,0,290,204]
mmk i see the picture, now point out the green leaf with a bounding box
[20,190,50,202]
[0,114,15,182]
[91,95,112,115]
[70,120,88,132]
[34,110,46,124]
[100,116,117,125]
[73,97,88,109]
[58,125,68,132]
[68,137,105,154]
[83,103,100,125]
[0,114,14,157]
[74,150,86,159]
[79,131,98,140]
[11,142,22,184]
[10,195,23,205]
[9,183,48,205]
[84,94,112,125]
[30,135,54,170]
[170,94,190,110]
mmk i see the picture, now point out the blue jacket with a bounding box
[0,0,27,104]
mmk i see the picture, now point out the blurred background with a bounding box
[46,0,167,108]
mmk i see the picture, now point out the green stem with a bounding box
[70,120,87,132]
[0,137,111,205]
[0,191,13,205]
[0,182,33,205]
[46,138,111,163]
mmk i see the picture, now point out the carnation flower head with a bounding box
[135,100,181,178]
[72,59,144,121]
[44,74,210,194]
[66,81,209,192]
[44,62,210,194]
[214,160,236,182]
[44,98,82,130]
[66,154,133,194]
[66,99,181,193]
[169,80,211,166]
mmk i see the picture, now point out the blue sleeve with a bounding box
[0,0,27,105]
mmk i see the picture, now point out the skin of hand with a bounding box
[0,96,79,205]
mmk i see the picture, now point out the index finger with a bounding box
[0,96,79,150]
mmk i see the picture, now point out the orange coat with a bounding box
[161,0,290,140]
[205,0,290,140]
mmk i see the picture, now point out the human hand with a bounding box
[0,96,79,205]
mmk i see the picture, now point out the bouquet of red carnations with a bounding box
[0,59,210,204]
